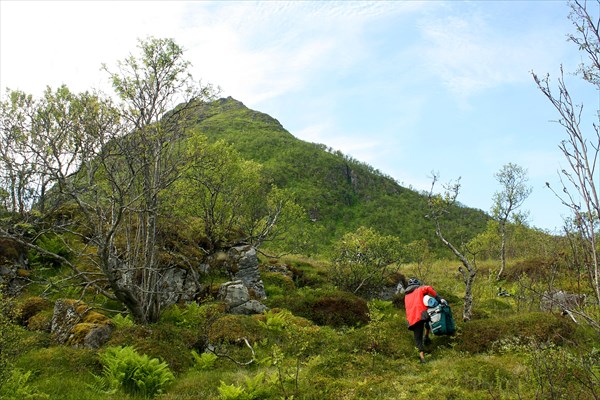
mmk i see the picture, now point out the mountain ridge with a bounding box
[182,96,490,252]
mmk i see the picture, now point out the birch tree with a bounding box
[427,173,477,321]
[532,0,600,321]
[492,163,531,280]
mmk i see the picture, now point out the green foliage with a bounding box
[29,234,72,268]
[275,287,370,328]
[159,302,208,330]
[93,345,175,398]
[526,343,600,400]
[187,97,489,253]
[217,372,268,400]
[0,369,49,400]
[259,309,293,332]
[15,296,52,326]
[330,226,403,297]
[456,312,577,353]
[191,350,218,371]
[111,313,135,330]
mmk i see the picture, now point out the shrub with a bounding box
[527,343,600,400]
[93,345,174,398]
[505,257,560,282]
[276,288,370,328]
[217,372,268,400]
[261,272,295,298]
[208,314,264,344]
[456,312,576,353]
[29,234,72,269]
[111,313,135,329]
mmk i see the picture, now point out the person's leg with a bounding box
[424,326,431,345]
[412,321,426,362]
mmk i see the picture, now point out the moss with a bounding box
[27,309,53,332]
[16,296,53,326]
[82,311,111,325]
[208,314,265,344]
[455,312,577,353]
[309,294,370,328]
[66,322,96,345]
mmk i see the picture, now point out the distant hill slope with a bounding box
[184,97,489,252]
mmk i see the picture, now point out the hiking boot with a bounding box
[419,358,427,364]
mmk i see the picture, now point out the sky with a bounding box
[1,0,599,233]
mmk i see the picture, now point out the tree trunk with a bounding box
[497,221,507,281]
[435,225,477,321]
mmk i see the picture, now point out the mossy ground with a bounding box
[4,257,598,399]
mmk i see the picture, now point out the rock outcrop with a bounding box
[218,280,268,315]
[51,299,113,349]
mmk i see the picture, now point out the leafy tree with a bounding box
[0,90,40,215]
[330,226,403,297]
[532,0,600,329]
[0,38,216,324]
[174,134,305,254]
[491,163,532,280]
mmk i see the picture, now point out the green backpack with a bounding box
[427,303,456,336]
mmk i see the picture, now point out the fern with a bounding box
[259,309,292,332]
[0,369,50,400]
[92,345,174,398]
[218,381,246,400]
[217,372,268,400]
[191,350,218,370]
[111,313,135,329]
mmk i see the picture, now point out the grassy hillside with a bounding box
[185,97,489,252]
[3,257,597,400]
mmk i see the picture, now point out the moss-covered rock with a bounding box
[51,299,113,348]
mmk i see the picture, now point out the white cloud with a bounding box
[1,1,189,96]
[417,4,571,102]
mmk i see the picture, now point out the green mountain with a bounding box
[183,97,489,252]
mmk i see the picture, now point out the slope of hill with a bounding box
[184,97,489,251]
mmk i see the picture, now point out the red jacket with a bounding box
[404,285,438,328]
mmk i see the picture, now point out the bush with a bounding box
[505,257,560,282]
[456,312,577,353]
[208,314,265,344]
[282,288,370,328]
[93,345,174,398]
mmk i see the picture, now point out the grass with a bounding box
[4,257,598,399]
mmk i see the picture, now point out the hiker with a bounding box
[404,277,447,363]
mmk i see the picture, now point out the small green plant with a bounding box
[366,300,386,368]
[191,350,218,370]
[218,381,246,400]
[217,372,267,400]
[111,313,135,329]
[92,345,174,398]
[0,369,50,400]
[259,309,292,332]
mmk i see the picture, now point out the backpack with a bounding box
[427,303,456,336]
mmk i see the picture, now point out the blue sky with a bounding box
[1,1,598,233]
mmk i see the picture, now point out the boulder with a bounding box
[227,245,266,299]
[541,290,586,314]
[218,280,268,315]
[51,299,113,348]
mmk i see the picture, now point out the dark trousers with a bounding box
[411,320,428,352]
